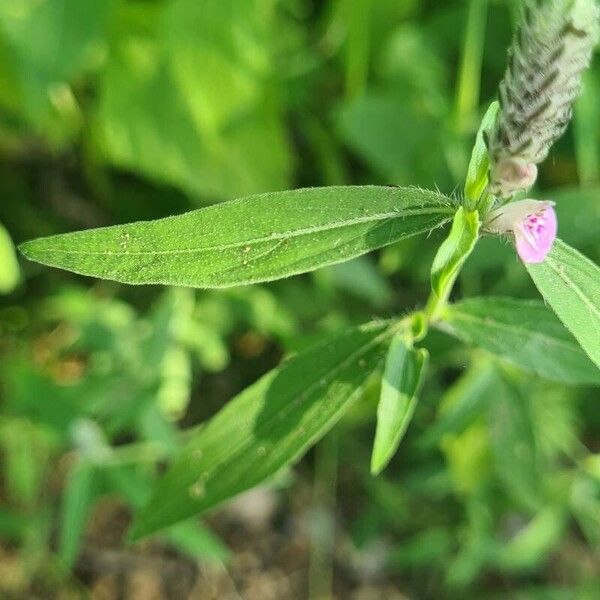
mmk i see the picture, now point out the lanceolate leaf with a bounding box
[438,297,600,385]
[19,186,454,288]
[130,321,397,540]
[371,334,428,475]
[527,240,600,370]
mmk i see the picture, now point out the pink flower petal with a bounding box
[486,199,551,233]
[514,204,557,263]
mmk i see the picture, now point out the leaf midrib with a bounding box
[23,207,453,257]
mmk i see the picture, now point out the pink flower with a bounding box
[486,199,557,264]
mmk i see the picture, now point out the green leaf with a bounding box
[96,0,291,200]
[438,297,600,385]
[428,207,479,316]
[129,321,396,539]
[323,256,392,308]
[1,419,51,507]
[166,520,230,562]
[487,371,542,511]
[527,240,600,370]
[497,506,566,571]
[464,101,499,209]
[58,461,96,568]
[552,186,600,251]
[107,466,229,561]
[370,334,428,475]
[0,222,19,294]
[420,362,496,448]
[0,0,115,139]
[20,186,454,288]
[336,93,449,187]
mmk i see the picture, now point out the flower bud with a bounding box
[487,0,600,197]
[486,199,557,263]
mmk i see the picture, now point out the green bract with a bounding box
[371,334,429,475]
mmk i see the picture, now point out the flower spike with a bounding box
[487,0,600,198]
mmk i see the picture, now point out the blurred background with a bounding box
[0,0,599,598]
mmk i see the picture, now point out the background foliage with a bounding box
[1,0,599,598]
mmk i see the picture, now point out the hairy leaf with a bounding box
[527,240,600,369]
[130,321,396,539]
[438,297,600,385]
[20,186,454,288]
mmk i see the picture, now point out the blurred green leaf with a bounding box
[342,0,374,99]
[389,527,452,568]
[322,256,392,308]
[552,187,600,252]
[108,466,229,561]
[130,321,396,539]
[0,508,29,543]
[58,461,96,569]
[1,418,52,507]
[498,507,566,571]
[442,421,491,495]
[454,0,488,135]
[527,240,600,369]
[166,520,230,562]
[20,186,454,288]
[0,0,114,139]
[445,495,495,586]
[96,0,291,200]
[371,334,428,475]
[487,372,542,510]
[0,221,19,293]
[0,0,112,80]
[574,71,600,185]
[336,93,451,187]
[422,362,496,447]
[5,362,87,433]
[439,297,600,385]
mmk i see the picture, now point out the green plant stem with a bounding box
[574,71,600,185]
[426,208,481,323]
[308,431,338,600]
[446,0,488,181]
[454,0,489,134]
[343,0,373,99]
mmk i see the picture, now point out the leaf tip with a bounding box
[126,520,147,544]
[370,449,390,476]
[18,239,40,262]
